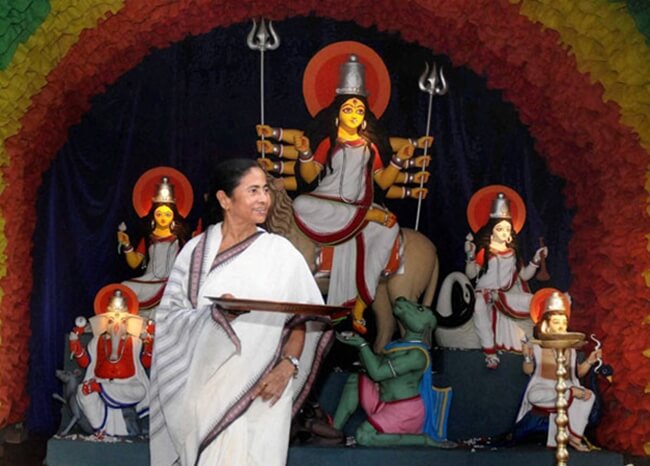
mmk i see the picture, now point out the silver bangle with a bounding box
[524,356,533,364]
[391,155,405,168]
[298,149,312,161]
[282,354,300,378]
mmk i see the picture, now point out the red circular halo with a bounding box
[466,184,526,233]
[302,41,391,118]
[93,284,139,315]
[529,287,571,324]
[132,166,193,218]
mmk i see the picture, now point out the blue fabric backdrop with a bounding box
[27,17,572,433]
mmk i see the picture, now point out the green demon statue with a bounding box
[333,297,455,448]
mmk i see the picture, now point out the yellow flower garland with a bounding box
[512,0,650,151]
[0,0,125,299]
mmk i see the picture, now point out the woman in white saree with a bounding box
[149,159,332,466]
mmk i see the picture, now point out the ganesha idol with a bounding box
[68,284,153,436]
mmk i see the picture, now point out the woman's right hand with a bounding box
[293,135,311,153]
[217,293,248,322]
[117,231,130,247]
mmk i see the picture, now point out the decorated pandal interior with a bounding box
[0,3,649,466]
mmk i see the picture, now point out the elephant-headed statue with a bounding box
[68,284,153,437]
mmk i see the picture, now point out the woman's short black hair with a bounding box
[205,158,260,224]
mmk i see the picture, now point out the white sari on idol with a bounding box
[472,249,536,353]
[149,224,332,466]
[293,138,399,307]
[516,344,595,447]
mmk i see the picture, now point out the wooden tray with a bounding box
[208,296,350,317]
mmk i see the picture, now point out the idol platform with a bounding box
[46,348,624,466]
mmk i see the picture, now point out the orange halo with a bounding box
[93,284,139,315]
[466,184,526,234]
[132,166,193,218]
[529,287,571,324]
[302,41,391,118]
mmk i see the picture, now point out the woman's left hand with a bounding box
[253,359,295,406]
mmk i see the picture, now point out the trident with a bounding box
[247,18,280,158]
[415,62,447,231]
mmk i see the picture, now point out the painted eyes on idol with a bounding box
[155,210,173,221]
[341,106,365,116]
[494,224,511,234]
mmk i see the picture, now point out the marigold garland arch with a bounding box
[0,0,648,455]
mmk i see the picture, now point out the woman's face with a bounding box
[153,205,174,229]
[338,98,366,131]
[491,220,512,244]
[220,167,271,226]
